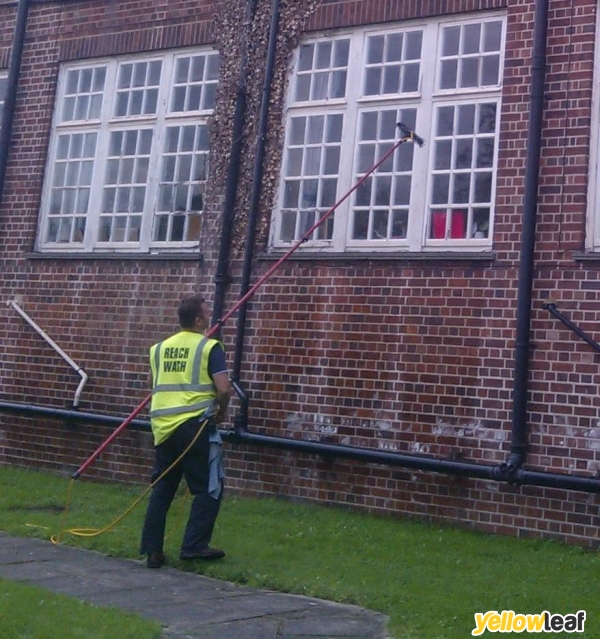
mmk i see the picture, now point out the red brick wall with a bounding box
[0,0,599,548]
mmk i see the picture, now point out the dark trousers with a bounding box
[140,416,222,556]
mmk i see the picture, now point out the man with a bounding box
[140,294,231,569]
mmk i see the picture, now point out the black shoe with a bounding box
[180,548,225,561]
[147,552,165,569]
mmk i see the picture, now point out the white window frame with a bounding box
[37,47,219,253]
[587,13,600,250]
[271,12,506,254]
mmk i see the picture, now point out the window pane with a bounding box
[307,115,325,143]
[295,75,310,101]
[334,40,350,67]
[315,41,332,69]
[482,56,500,85]
[476,138,495,168]
[294,38,349,103]
[287,149,303,176]
[460,58,479,88]
[442,26,460,56]
[374,176,392,205]
[321,178,337,207]
[186,213,202,240]
[323,146,340,174]
[367,36,384,64]
[405,31,423,60]
[484,21,503,52]
[327,114,343,142]
[383,66,401,94]
[373,210,388,238]
[435,140,452,170]
[355,179,372,207]
[437,107,454,136]
[364,68,381,95]
[352,210,369,239]
[394,176,411,205]
[358,144,375,173]
[479,103,497,133]
[462,24,481,54]
[312,73,329,100]
[170,53,219,113]
[364,30,421,97]
[472,208,490,237]
[455,139,473,169]
[456,104,475,135]
[386,34,403,62]
[45,130,97,245]
[474,172,492,203]
[284,181,300,208]
[395,143,414,172]
[280,211,297,241]
[453,173,471,203]
[298,44,314,71]
[403,64,419,92]
[154,123,209,241]
[432,174,449,204]
[206,55,220,80]
[439,21,502,91]
[391,210,408,238]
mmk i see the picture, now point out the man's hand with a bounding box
[215,406,228,424]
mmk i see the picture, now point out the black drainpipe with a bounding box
[211,0,259,333]
[231,0,281,432]
[508,0,549,472]
[1,400,599,493]
[0,0,30,209]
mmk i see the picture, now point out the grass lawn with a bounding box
[0,577,161,639]
[0,464,598,638]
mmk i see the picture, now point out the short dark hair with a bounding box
[178,295,205,328]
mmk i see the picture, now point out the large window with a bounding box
[38,49,219,252]
[0,72,7,128]
[272,14,505,253]
[588,15,600,250]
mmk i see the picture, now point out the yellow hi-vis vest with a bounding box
[149,331,220,445]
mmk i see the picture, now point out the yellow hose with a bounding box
[51,418,208,544]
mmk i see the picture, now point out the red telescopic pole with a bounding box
[71,124,424,480]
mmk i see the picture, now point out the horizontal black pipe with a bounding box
[0,401,151,430]
[227,430,498,479]
[0,401,598,493]
[543,303,600,354]
[227,431,600,493]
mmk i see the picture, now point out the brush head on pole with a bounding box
[396,122,425,147]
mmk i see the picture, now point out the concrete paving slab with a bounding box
[0,533,390,639]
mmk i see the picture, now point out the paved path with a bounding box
[0,533,390,638]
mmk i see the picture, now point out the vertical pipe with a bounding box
[9,300,89,407]
[231,0,281,431]
[211,0,259,334]
[0,0,30,209]
[509,0,549,468]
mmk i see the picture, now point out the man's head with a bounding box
[178,295,210,332]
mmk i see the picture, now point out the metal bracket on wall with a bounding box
[542,300,600,354]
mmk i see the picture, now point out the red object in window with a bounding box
[432,210,467,239]
[431,211,446,239]
[450,210,466,238]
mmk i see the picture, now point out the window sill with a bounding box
[259,250,496,263]
[26,251,204,263]
[573,251,600,262]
